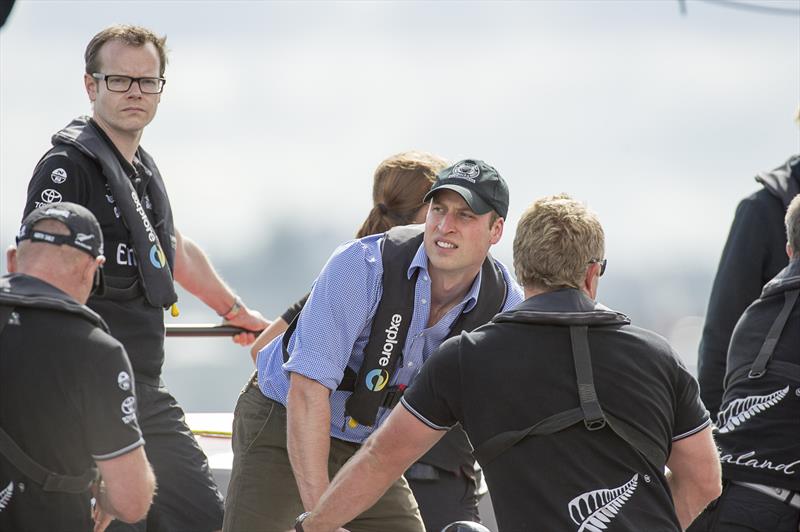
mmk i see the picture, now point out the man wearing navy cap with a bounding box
[0,203,155,532]
[224,159,524,532]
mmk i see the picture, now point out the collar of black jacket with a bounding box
[492,287,630,327]
[762,259,800,297]
[0,273,109,332]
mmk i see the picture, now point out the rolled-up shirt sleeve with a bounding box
[282,236,384,391]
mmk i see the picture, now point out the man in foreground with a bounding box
[689,194,800,531]
[224,159,524,532]
[22,25,267,531]
[293,194,721,531]
[0,203,155,531]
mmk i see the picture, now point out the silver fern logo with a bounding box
[716,386,789,434]
[0,481,13,512]
[568,474,638,531]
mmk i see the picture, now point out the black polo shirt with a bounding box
[23,124,167,379]
[716,260,800,491]
[403,291,710,532]
[0,274,144,532]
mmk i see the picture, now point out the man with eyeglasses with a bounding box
[21,24,268,532]
[291,194,722,532]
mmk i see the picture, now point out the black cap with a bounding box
[423,159,509,219]
[17,202,104,259]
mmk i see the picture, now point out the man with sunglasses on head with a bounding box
[0,203,155,532]
[21,25,267,532]
[292,194,722,532]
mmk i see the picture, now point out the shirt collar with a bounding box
[407,242,481,313]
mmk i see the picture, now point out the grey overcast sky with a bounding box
[2,0,798,273]
[1,0,797,409]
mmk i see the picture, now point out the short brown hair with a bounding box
[356,151,447,238]
[85,25,168,77]
[786,194,800,256]
[514,194,604,291]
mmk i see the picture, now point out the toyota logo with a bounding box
[40,189,63,204]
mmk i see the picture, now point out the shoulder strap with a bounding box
[343,227,422,426]
[748,288,799,379]
[473,326,667,469]
[0,426,98,493]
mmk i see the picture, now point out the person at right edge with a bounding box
[688,193,800,531]
[698,109,800,418]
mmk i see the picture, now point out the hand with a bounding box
[91,480,114,532]
[224,306,270,346]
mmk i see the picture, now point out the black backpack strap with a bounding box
[570,325,606,430]
[473,325,666,469]
[0,426,98,493]
[748,289,799,379]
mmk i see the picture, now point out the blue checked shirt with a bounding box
[256,232,524,444]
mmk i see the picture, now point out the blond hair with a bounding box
[786,194,800,256]
[514,194,605,290]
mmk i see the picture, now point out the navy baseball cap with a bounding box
[17,202,104,258]
[423,159,509,218]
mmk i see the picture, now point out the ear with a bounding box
[6,246,17,274]
[583,262,600,299]
[84,73,97,102]
[489,216,504,245]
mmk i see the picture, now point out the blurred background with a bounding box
[1,0,798,413]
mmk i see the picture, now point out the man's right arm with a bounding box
[280,238,384,510]
[95,446,155,525]
[665,426,722,529]
[287,373,333,511]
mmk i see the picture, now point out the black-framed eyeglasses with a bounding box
[92,73,166,94]
[588,258,607,277]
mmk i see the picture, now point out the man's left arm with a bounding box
[299,407,446,532]
[665,426,721,529]
[173,229,268,345]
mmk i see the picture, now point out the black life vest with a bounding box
[0,275,103,493]
[283,224,508,427]
[715,260,800,490]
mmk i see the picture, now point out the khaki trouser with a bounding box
[222,379,424,532]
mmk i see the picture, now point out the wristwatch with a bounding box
[294,511,312,531]
[220,296,243,321]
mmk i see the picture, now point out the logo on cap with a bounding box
[149,244,166,269]
[449,161,480,183]
[40,189,63,204]
[50,168,68,184]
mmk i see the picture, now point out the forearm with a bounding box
[667,470,708,529]
[303,438,403,531]
[173,232,236,315]
[303,406,445,532]
[287,374,334,510]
